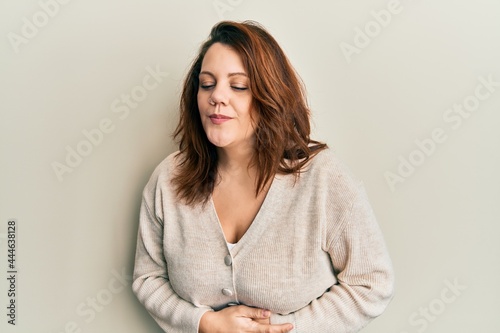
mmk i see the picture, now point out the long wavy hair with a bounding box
[172,20,327,205]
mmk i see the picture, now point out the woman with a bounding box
[133,21,394,333]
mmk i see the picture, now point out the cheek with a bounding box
[234,96,253,116]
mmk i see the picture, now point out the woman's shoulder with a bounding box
[307,148,357,178]
[303,147,364,196]
[142,151,181,196]
[149,150,180,177]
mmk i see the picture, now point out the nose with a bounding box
[210,84,229,106]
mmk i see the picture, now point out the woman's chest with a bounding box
[161,205,336,313]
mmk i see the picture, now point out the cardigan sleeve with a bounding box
[270,183,395,332]
[132,196,212,333]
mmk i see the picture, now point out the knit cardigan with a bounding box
[132,148,395,332]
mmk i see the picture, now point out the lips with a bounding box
[209,114,232,125]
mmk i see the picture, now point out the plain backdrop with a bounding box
[1,0,499,332]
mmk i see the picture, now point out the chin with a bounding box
[205,132,233,148]
[207,137,232,148]
[211,141,233,148]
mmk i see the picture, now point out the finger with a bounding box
[255,323,294,333]
[253,317,270,325]
[238,306,270,320]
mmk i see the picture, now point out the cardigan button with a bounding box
[222,288,233,296]
[224,255,232,266]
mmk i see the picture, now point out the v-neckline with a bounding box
[209,175,281,256]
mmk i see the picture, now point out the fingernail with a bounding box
[263,310,270,317]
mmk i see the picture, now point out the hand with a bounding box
[199,305,293,333]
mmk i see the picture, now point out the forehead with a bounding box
[200,43,246,74]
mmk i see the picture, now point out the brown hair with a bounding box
[172,20,327,205]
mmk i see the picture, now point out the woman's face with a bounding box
[197,42,257,151]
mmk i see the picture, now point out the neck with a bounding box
[216,144,255,176]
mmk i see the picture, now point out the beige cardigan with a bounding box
[132,149,395,332]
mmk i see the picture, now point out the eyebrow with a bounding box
[199,71,248,78]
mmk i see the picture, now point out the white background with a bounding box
[1,0,499,332]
